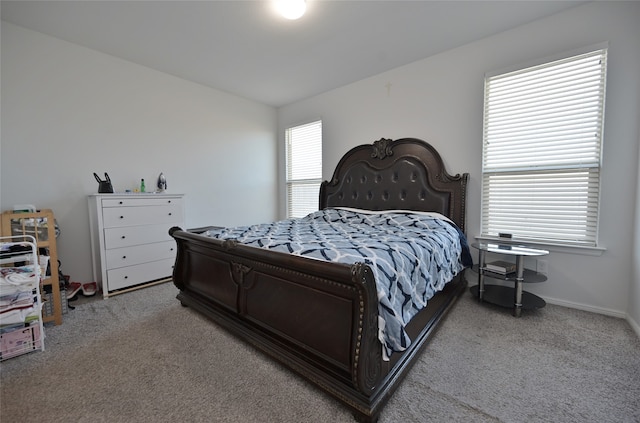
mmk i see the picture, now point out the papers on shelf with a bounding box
[485,260,516,275]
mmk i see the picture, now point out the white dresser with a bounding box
[88,193,185,298]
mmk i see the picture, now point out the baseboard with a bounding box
[626,314,640,339]
[542,296,626,319]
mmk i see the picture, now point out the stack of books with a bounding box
[484,260,517,275]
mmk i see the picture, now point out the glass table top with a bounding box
[471,242,549,257]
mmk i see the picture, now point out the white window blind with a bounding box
[481,48,607,246]
[286,120,322,218]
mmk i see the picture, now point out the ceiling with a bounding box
[1,1,585,107]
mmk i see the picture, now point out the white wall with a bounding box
[1,22,278,283]
[278,2,640,317]
[631,129,640,335]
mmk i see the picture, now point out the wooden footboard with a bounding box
[170,227,466,422]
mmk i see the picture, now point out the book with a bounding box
[485,260,517,275]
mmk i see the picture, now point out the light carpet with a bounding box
[1,281,638,422]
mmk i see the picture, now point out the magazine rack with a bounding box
[1,210,62,325]
[0,236,45,360]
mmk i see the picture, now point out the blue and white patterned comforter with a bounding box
[204,208,471,360]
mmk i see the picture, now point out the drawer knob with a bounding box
[168,212,172,216]
[122,256,127,259]
[168,200,172,203]
[119,201,123,204]
[119,215,124,219]
[121,235,126,239]
[124,276,128,279]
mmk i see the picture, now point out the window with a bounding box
[286,120,322,218]
[481,47,607,247]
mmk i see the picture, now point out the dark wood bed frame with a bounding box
[170,137,469,422]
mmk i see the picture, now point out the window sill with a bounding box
[474,235,606,257]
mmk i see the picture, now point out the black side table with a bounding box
[469,242,548,317]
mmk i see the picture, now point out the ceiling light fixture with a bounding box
[275,0,306,20]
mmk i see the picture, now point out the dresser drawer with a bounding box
[89,193,184,298]
[102,197,183,208]
[102,204,183,228]
[105,241,176,270]
[106,258,175,291]
[104,223,175,249]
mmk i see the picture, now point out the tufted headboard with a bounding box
[319,137,469,233]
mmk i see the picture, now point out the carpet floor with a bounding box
[1,281,639,422]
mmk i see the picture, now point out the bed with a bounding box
[169,137,470,422]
